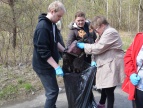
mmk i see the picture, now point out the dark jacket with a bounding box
[66,21,97,63]
[32,13,60,72]
[57,29,65,59]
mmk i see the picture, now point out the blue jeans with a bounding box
[34,68,59,108]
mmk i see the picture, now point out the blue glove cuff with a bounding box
[55,66,60,70]
[130,73,140,85]
[76,42,84,49]
[91,61,97,66]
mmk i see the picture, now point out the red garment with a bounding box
[122,32,143,100]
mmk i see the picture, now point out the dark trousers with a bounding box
[34,68,59,108]
[135,88,143,108]
[132,100,136,108]
[99,86,116,108]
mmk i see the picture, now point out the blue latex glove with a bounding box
[76,42,84,49]
[130,73,140,85]
[55,66,64,76]
[91,61,97,67]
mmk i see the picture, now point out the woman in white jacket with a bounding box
[77,16,125,108]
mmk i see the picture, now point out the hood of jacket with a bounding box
[38,13,52,24]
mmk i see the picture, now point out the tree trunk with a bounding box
[106,0,108,19]
[9,0,17,49]
[137,0,142,32]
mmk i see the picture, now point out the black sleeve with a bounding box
[33,28,51,61]
[57,29,65,47]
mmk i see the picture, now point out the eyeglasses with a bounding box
[95,26,100,31]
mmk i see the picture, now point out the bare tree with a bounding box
[137,0,143,32]
[1,0,17,48]
[106,0,109,19]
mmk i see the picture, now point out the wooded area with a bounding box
[0,0,143,67]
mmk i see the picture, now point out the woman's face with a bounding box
[75,17,86,28]
[94,24,105,36]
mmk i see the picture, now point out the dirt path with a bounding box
[1,85,132,108]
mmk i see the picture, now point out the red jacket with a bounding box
[122,32,143,100]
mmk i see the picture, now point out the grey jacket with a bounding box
[66,21,97,63]
[84,26,125,88]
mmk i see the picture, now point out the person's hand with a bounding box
[63,48,68,53]
[55,66,64,76]
[76,42,84,49]
[130,73,140,85]
[91,61,97,67]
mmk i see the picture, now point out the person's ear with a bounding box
[50,9,55,14]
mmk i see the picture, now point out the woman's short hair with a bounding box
[90,16,109,29]
[48,1,66,13]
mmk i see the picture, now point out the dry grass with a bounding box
[119,31,135,51]
[0,61,64,106]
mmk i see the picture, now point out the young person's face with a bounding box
[51,9,65,23]
[75,17,86,28]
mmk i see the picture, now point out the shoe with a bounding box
[97,103,105,108]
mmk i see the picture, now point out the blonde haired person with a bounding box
[32,1,66,108]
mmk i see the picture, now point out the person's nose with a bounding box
[79,21,83,23]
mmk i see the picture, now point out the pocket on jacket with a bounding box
[97,61,112,81]
[97,58,113,67]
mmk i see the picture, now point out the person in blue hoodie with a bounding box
[32,1,66,108]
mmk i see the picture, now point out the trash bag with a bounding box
[63,66,97,108]
[62,52,90,73]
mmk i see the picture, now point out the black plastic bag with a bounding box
[63,66,97,108]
